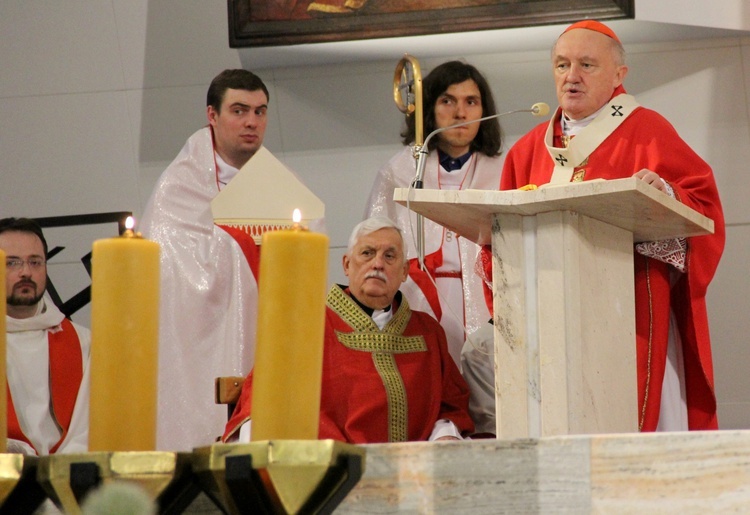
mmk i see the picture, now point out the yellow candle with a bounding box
[0,251,6,453]
[251,217,328,441]
[89,222,159,451]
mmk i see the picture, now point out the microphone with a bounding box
[408,102,549,270]
[412,102,550,188]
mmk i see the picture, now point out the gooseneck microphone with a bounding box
[409,102,550,268]
[412,102,550,188]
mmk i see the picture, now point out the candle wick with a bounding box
[122,229,144,239]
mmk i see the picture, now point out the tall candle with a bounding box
[0,251,6,453]
[89,219,159,451]
[251,211,328,441]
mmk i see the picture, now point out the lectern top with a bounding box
[394,178,714,245]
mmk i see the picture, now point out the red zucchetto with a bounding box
[562,20,621,43]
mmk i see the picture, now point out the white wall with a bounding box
[637,0,750,31]
[1,1,749,428]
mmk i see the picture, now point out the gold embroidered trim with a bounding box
[373,353,408,442]
[326,285,419,341]
[326,285,426,441]
[336,332,427,353]
[327,285,376,331]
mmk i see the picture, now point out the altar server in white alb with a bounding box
[365,60,503,374]
[2,217,90,455]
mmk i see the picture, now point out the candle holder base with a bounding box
[193,440,365,514]
[0,454,48,514]
[36,451,199,514]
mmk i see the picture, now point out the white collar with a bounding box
[7,297,65,333]
[561,104,607,137]
[215,152,240,189]
[371,308,393,330]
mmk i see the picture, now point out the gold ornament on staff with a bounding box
[393,54,427,268]
[393,54,423,152]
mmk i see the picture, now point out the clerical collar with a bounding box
[438,149,472,172]
[341,285,395,316]
[215,153,239,189]
[561,104,607,137]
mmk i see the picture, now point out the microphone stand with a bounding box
[411,103,549,267]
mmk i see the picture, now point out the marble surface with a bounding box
[395,178,713,439]
[337,431,750,514]
[147,431,750,513]
[490,211,637,439]
[393,178,714,245]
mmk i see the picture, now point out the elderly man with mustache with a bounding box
[1,217,91,456]
[224,216,474,443]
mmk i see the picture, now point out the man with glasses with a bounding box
[1,217,90,455]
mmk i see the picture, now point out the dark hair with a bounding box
[0,217,48,257]
[206,69,269,112]
[401,61,502,157]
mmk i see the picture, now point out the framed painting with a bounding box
[228,0,634,47]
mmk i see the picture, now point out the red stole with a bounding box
[7,319,84,454]
[408,250,444,320]
[217,224,261,281]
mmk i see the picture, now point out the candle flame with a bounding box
[125,216,135,231]
[292,209,302,224]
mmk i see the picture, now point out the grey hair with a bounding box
[607,37,626,66]
[347,216,405,254]
[551,33,626,67]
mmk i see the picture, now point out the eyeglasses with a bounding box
[5,258,46,271]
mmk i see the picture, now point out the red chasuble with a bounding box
[224,285,474,443]
[494,87,725,431]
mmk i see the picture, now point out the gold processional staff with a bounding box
[393,54,427,269]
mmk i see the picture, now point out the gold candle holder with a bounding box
[192,440,365,514]
[0,454,48,513]
[36,451,197,514]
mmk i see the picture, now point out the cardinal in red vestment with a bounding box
[466,20,725,432]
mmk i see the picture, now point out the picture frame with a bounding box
[36,211,131,318]
[228,0,635,48]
